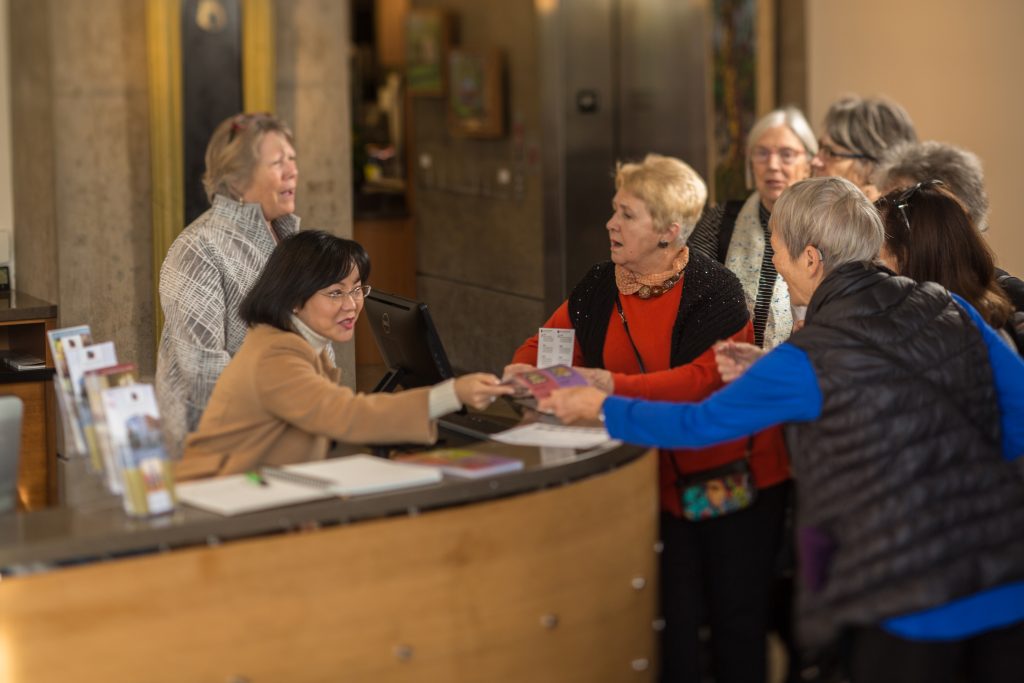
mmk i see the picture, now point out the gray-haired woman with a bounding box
[157,112,301,457]
[689,106,817,349]
[811,95,917,201]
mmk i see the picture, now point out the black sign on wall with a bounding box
[182,0,243,225]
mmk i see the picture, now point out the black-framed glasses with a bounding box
[318,285,372,304]
[816,141,876,163]
[880,179,945,233]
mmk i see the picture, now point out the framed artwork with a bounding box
[405,9,452,97]
[709,0,773,203]
[446,49,505,138]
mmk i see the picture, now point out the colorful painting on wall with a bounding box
[446,49,505,138]
[710,0,760,204]
[405,9,452,97]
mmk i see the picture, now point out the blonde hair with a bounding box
[202,112,295,203]
[615,154,707,245]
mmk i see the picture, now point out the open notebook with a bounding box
[176,455,444,516]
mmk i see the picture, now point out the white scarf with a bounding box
[723,193,794,350]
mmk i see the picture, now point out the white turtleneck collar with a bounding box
[289,314,331,355]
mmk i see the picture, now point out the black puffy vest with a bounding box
[785,263,1024,647]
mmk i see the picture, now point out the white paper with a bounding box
[492,423,617,450]
[283,454,443,496]
[537,328,575,369]
[176,475,332,516]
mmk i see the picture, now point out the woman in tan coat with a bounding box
[179,231,511,478]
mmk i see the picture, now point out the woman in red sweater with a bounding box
[507,154,790,683]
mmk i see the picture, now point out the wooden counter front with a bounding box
[0,448,658,682]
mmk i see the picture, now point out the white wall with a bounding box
[806,0,1024,279]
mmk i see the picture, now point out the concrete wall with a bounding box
[8,0,353,381]
[806,0,1024,280]
[410,0,545,375]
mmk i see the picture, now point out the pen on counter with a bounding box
[245,471,269,487]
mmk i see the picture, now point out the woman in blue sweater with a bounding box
[542,177,1024,683]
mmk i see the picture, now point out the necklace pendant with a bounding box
[637,285,652,299]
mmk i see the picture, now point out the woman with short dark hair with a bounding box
[179,231,510,478]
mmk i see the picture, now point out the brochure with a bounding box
[101,383,176,517]
[46,325,94,458]
[504,364,588,401]
[65,342,119,473]
[398,448,524,479]
[83,363,139,493]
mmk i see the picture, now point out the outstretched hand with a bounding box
[713,340,766,383]
[538,386,608,424]
[453,373,515,411]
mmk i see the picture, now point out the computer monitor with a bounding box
[363,290,454,393]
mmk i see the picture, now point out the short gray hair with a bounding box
[203,112,295,203]
[745,106,818,188]
[616,154,708,246]
[769,177,883,274]
[872,140,989,232]
[824,95,917,170]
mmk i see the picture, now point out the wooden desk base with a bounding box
[0,450,659,682]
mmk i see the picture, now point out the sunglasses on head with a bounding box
[878,179,945,233]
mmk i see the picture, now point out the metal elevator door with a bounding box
[541,0,710,309]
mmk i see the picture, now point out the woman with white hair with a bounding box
[543,176,1024,683]
[507,154,791,683]
[689,106,817,350]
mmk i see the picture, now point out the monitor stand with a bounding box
[372,368,405,393]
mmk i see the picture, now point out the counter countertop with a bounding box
[0,438,645,570]
[0,291,58,323]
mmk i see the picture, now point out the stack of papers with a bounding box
[177,455,444,516]
[492,423,616,449]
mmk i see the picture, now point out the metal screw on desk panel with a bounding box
[631,658,650,672]
[631,576,646,590]
[489,480,500,490]
[394,644,414,662]
[653,540,664,554]
[540,613,559,629]
[206,535,221,547]
[652,618,666,632]
[406,507,420,517]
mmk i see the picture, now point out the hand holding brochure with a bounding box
[504,364,588,401]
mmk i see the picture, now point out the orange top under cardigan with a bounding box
[513,280,790,516]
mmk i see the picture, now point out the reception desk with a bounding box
[0,291,58,509]
[0,439,658,682]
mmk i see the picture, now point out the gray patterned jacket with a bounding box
[156,195,300,457]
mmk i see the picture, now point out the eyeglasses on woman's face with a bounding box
[815,141,876,163]
[751,146,808,166]
[318,284,372,304]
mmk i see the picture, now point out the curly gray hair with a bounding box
[872,140,989,233]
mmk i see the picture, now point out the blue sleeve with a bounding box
[950,293,1024,460]
[601,343,822,449]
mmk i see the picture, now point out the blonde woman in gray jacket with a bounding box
[157,113,301,457]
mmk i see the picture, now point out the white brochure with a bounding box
[537,327,575,368]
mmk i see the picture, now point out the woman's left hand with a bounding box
[575,367,614,393]
[453,373,515,411]
[539,387,608,424]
